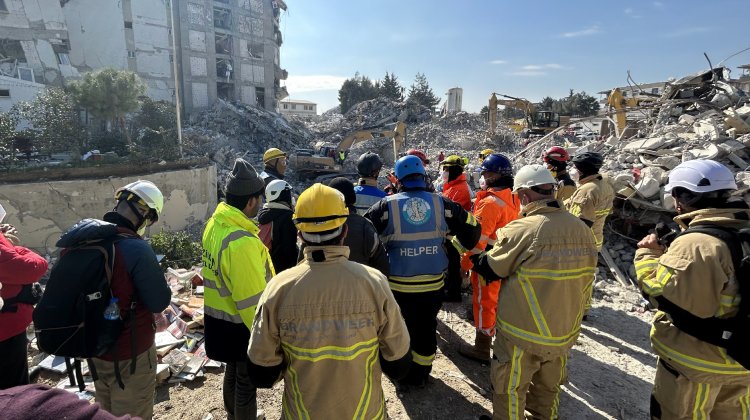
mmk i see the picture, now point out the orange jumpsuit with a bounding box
[442,173,473,211]
[462,187,519,335]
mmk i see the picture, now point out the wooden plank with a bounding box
[599,247,633,287]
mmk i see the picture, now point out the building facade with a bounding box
[279,98,316,117]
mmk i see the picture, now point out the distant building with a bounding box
[442,87,462,114]
[730,64,750,93]
[597,81,668,105]
[279,99,317,117]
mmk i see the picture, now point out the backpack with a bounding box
[653,225,750,370]
[258,222,273,250]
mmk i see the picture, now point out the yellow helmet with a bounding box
[479,148,494,157]
[293,183,349,233]
[263,148,287,163]
[441,155,465,168]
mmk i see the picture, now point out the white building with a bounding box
[443,87,462,113]
[279,99,317,117]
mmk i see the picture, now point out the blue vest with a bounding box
[354,185,386,216]
[381,190,448,293]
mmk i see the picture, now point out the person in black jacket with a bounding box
[257,180,298,273]
[298,177,390,276]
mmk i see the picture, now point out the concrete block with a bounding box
[191,82,208,108]
[189,30,206,52]
[678,114,696,125]
[189,56,207,77]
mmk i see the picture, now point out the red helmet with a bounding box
[542,146,570,164]
[407,149,430,165]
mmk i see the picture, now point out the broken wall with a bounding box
[0,165,217,253]
[62,0,127,71]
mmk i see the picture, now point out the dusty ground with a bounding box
[151,279,656,420]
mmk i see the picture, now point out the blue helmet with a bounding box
[395,155,426,180]
[480,153,513,177]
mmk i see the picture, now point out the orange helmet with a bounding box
[406,149,430,165]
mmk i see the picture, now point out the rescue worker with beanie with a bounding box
[248,183,411,418]
[257,180,298,273]
[634,159,750,419]
[459,153,520,363]
[365,155,481,386]
[260,148,287,187]
[542,146,576,202]
[202,158,273,420]
[470,164,597,419]
[354,152,387,215]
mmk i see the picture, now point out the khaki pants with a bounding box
[490,336,567,420]
[92,345,157,420]
[652,359,750,420]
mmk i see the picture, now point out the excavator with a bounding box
[602,87,657,140]
[289,121,407,177]
[488,93,570,138]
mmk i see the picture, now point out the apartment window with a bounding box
[17,67,34,82]
[127,50,136,59]
[57,52,70,65]
[0,0,8,12]
[291,104,296,110]
[282,103,288,109]
[0,89,10,97]
[124,21,133,29]
[304,105,313,111]
[651,88,659,94]
[255,87,265,108]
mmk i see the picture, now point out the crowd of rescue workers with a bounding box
[1,142,748,420]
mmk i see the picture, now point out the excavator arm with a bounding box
[488,93,536,134]
[335,121,407,156]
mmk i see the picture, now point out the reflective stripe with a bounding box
[451,236,469,253]
[215,230,261,296]
[203,278,231,297]
[651,336,750,374]
[354,347,379,420]
[551,355,566,418]
[235,291,263,310]
[284,361,309,419]
[381,231,446,243]
[498,318,579,347]
[692,383,710,420]
[282,338,378,362]
[489,195,507,208]
[477,276,485,330]
[741,386,750,420]
[518,274,551,336]
[411,350,435,366]
[469,247,484,255]
[642,265,674,296]
[465,211,478,226]
[595,209,611,216]
[568,203,582,217]
[507,346,524,420]
[388,277,445,293]
[204,306,243,323]
[517,266,596,280]
[720,293,740,308]
[635,260,658,279]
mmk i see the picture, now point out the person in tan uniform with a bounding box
[634,160,750,419]
[470,164,598,419]
[247,183,411,419]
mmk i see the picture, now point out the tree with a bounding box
[0,112,18,170]
[480,105,489,122]
[378,72,404,101]
[337,72,380,113]
[406,73,440,109]
[68,68,146,143]
[129,98,179,162]
[11,88,82,155]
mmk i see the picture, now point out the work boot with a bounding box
[459,332,491,363]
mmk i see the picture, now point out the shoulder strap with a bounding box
[678,225,742,275]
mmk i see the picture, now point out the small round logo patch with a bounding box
[401,197,432,225]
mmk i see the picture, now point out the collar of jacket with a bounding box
[263,201,292,211]
[476,186,512,202]
[359,177,378,187]
[302,245,350,263]
[445,173,467,186]
[263,166,284,180]
[674,207,750,230]
[578,174,602,185]
[520,198,562,218]
[213,202,259,233]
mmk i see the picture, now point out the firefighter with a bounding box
[260,148,287,186]
[459,153,520,363]
[542,145,576,202]
[354,152,387,215]
[365,155,481,386]
[247,183,411,418]
[634,160,750,419]
[470,164,598,419]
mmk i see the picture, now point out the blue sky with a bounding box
[279,0,750,113]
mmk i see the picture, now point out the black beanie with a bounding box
[327,177,356,208]
[226,158,265,196]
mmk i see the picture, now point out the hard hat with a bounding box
[293,183,349,233]
[480,153,513,177]
[572,152,604,171]
[441,155,465,168]
[479,148,495,158]
[115,180,164,221]
[512,164,556,192]
[395,155,426,180]
[542,146,570,164]
[406,149,430,165]
[263,148,287,163]
[265,179,292,202]
[356,152,383,176]
[665,159,737,193]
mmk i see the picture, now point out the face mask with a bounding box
[291,196,297,207]
[441,171,449,183]
[570,167,580,183]
[479,175,487,190]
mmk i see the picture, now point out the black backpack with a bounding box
[653,225,750,370]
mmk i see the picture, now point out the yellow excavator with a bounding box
[603,88,657,140]
[488,93,570,138]
[289,121,407,176]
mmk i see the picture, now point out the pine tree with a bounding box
[406,73,440,109]
[337,72,380,113]
[379,72,404,101]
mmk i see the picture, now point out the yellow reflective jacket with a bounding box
[249,246,410,419]
[566,174,614,250]
[487,199,598,356]
[202,202,274,361]
[634,207,750,382]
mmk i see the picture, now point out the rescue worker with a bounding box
[354,152,387,215]
[202,158,273,420]
[458,153,520,363]
[247,183,411,419]
[472,148,495,190]
[470,164,598,419]
[478,148,494,164]
[542,146,576,202]
[338,150,346,165]
[257,180,298,273]
[634,160,750,419]
[406,148,430,166]
[439,155,474,302]
[260,148,287,186]
[365,155,481,386]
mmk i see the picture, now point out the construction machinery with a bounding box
[602,88,657,140]
[289,121,407,177]
[488,93,570,138]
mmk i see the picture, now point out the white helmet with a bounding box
[512,164,556,192]
[265,179,292,202]
[664,160,737,193]
[116,180,164,220]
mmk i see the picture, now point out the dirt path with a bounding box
[153,280,656,420]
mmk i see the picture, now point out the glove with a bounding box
[16,282,43,305]
[469,252,500,283]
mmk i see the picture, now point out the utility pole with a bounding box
[168,0,184,158]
